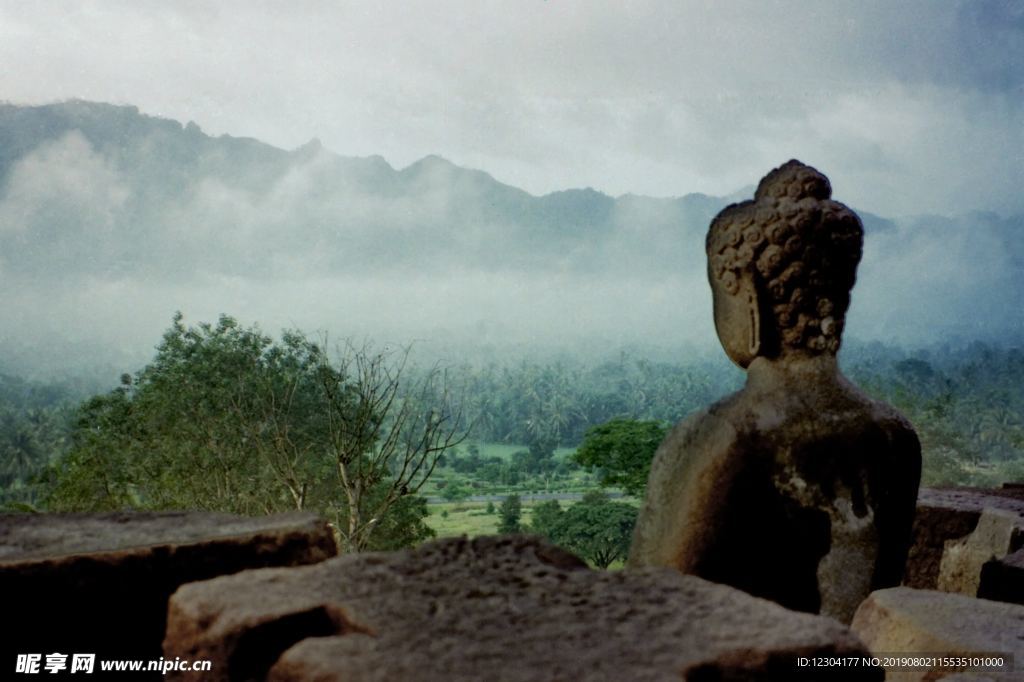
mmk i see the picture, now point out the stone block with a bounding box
[978,548,1024,605]
[937,508,1022,596]
[999,483,1024,498]
[1,511,336,667]
[904,487,1024,590]
[165,534,880,681]
[851,587,1024,681]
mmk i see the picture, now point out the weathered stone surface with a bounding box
[1000,482,1024,498]
[630,160,921,624]
[851,587,1024,681]
[1,512,336,667]
[165,535,880,681]
[905,487,1024,590]
[937,508,1023,595]
[979,547,1024,605]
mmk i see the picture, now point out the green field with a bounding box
[426,499,560,537]
[425,497,637,570]
[471,442,577,461]
[427,502,510,537]
[426,495,640,538]
[420,441,602,500]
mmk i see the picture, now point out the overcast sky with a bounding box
[1,1,1021,218]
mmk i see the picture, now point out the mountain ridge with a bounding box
[0,99,1011,285]
[0,100,733,281]
[0,100,1021,374]
[0,100,638,202]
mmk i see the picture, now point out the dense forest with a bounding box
[0,373,93,509]
[3,318,1022,540]
[2,106,1021,532]
[445,340,1024,489]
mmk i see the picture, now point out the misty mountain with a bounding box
[0,100,930,284]
[0,101,1021,376]
[0,101,734,281]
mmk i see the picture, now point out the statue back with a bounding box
[629,161,921,624]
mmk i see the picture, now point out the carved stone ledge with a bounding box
[165,535,879,681]
[0,511,337,665]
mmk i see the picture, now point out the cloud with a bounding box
[0,131,130,275]
[0,2,1019,218]
[0,84,1019,378]
[849,212,1024,343]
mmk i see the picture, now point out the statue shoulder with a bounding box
[647,391,748,489]
[631,391,749,569]
[863,400,923,493]
[838,375,922,457]
[661,392,746,456]
[869,400,922,449]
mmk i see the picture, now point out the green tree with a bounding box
[572,418,668,496]
[0,376,77,508]
[528,499,563,537]
[0,411,45,497]
[497,494,522,534]
[44,313,467,551]
[359,486,436,551]
[537,491,637,569]
[441,480,470,502]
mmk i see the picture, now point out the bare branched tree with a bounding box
[317,342,469,551]
[44,315,466,550]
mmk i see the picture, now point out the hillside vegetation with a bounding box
[4,328,1021,546]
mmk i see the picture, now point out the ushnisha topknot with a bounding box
[706,160,864,354]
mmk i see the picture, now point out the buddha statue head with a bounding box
[706,160,864,368]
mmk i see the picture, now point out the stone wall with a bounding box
[1,512,336,673]
[4,485,1024,680]
[165,534,879,681]
[904,486,1024,591]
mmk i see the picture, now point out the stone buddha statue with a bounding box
[628,160,921,623]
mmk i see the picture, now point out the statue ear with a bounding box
[739,276,761,357]
[710,267,765,368]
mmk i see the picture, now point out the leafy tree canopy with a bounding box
[497,494,522,534]
[572,418,668,496]
[529,491,637,569]
[43,313,464,551]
